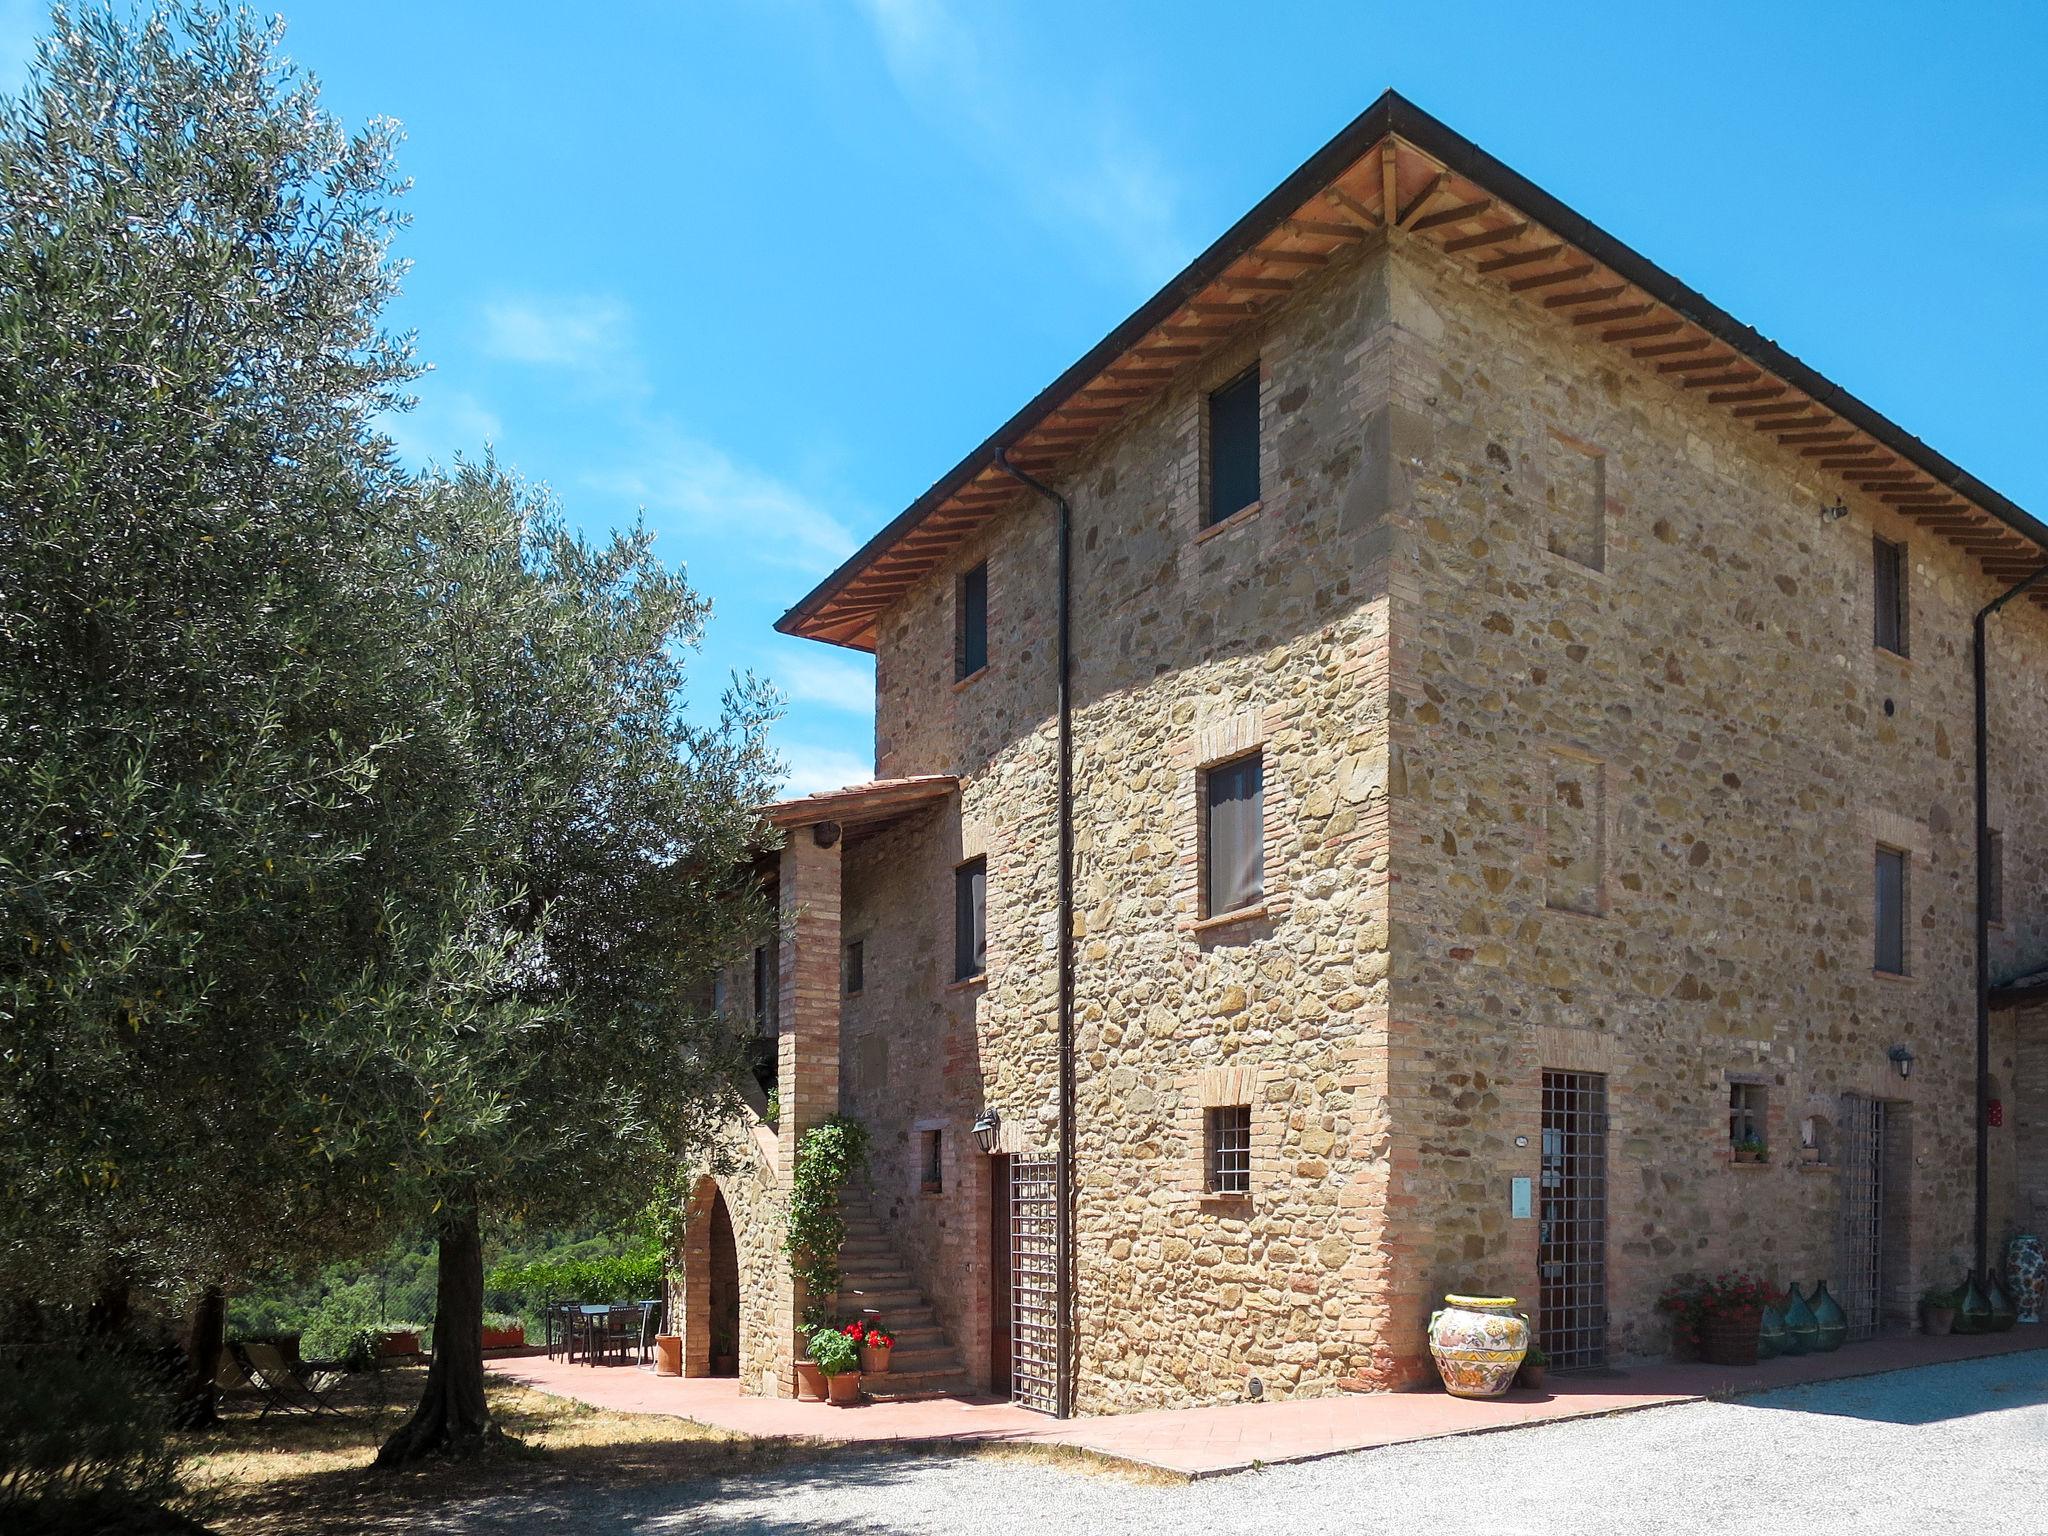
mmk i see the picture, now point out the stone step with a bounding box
[839,1266,915,1289]
[838,1285,927,1313]
[839,1237,893,1257]
[861,1368,975,1403]
[874,1345,960,1374]
[842,1301,935,1328]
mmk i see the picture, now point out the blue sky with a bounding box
[5,2,2044,794]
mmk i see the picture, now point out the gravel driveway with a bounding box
[425,1351,2048,1535]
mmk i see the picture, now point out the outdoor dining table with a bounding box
[550,1300,661,1366]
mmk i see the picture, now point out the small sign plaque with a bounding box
[1510,1176,1533,1219]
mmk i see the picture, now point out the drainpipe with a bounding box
[994,447,1075,1419]
[1974,562,2048,1280]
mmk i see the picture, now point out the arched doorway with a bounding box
[707,1187,740,1377]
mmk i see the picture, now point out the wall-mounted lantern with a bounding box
[1888,1045,1915,1080]
[972,1109,1002,1154]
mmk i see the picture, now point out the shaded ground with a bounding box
[193,1351,2048,1534]
[181,1366,830,1535]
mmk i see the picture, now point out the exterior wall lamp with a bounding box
[1821,498,1850,524]
[972,1109,1002,1154]
[1888,1045,1915,1080]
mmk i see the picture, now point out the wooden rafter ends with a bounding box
[781,110,2045,651]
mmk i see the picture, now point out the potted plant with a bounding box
[481,1312,526,1351]
[1516,1343,1548,1391]
[809,1324,862,1406]
[847,1317,895,1375]
[793,1330,827,1401]
[1658,1273,1769,1365]
[712,1324,737,1377]
[1919,1285,1959,1337]
[375,1322,424,1359]
[1733,1137,1768,1165]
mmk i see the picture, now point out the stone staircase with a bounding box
[836,1195,973,1401]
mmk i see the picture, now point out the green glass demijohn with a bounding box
[1956,1274,1993,1335]
[1986,1271,2017,1332]
[1780,1282,1817,1355]
[1757,1299,1787,1359]
[1809,1281,1848,1352]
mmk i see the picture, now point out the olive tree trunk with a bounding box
[172,1284,226,1429]
[376,1204,500,1464]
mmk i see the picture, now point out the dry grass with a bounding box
[180,1366,818,1535]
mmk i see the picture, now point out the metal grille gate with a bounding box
[1539,1071,1609,1370]
[1008,1157,1059,1413]
[1835,1094,1888,1342]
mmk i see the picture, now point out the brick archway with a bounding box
[678,1176,741,1378]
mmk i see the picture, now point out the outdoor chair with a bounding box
[634,1298,664,1366]
[576,1304,610,1365]
[213,1348,282,1418]
[243,1340,344,1415]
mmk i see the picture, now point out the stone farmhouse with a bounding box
[674,92,2048,1416]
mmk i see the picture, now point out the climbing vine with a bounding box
[785,1115,870,1326]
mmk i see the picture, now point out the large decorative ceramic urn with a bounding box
[2009,1235,2045,1325]
[1428,1295,1531,1399]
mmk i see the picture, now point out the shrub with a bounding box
[807,1326,859,1378]
[0,1345,190,1533]
[1657,1272,1771,1352]
[296,1278,381,1365]
[482,1312,525,1334]
[486,1245,664,1314]
[786,1117,869,1326]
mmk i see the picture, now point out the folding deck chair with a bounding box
[242,1340,345,1415]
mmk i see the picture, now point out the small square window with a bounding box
[1875,846,1907,975]
[1873,536,1909,656]
[1987,830,2005,928]
[1205,1106,1251,1194]
[957,562,988,680]
[845,939,864,996]
[1203,752,1264,918]
[921,1128,943,1193]
[1728,1082,1767,1155]
[953,857,986,982]
[1206,366,1261,527]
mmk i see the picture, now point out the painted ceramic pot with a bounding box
[1428,1295,1530,1400]
[1757,1302,1787,1359]
[1810,1282,1847,1352]
[1780,1283,1817,1355]
[2007,1235,2045,1325]
[1986,1271,2016,1332]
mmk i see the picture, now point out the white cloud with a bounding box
[777,650,875,715]
[594,423,860,577]
[480,294,638,381]
[776,741,874,798]
[380,385,504,470]
[856,0,1187,284]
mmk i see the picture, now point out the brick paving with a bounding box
[489,1326,2044,1477]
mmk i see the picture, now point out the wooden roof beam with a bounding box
[1395,170,1451,226]
[1479,244,1568,274]
[1410,196,1493,233]
[1284,216,1368,242]
[1443,220,1531,254]
[1709,384,1788,405]
[1544,284,1626,309]
[1509,262,1596,293]
[1632,337,1719,359]
[1574,302,1654,327]
[1324,185,1382,230]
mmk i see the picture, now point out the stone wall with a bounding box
[1383,233,2048,1361]
[856,236,1405,1410]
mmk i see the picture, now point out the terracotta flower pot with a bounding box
[713,1352,737,1376]
[794,1357,826,1401]
[1699,1305,1762,1366]
[1921,1306,1955,1338]
[826,1370,862,1406]
[653,1333,683,1376]
[481,1324,525,1351]
[1517,1364,1547,1391]
[376,1329,419,1359]
[859,1343,892,1375]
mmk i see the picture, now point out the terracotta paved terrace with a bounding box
[488,1327,2045,1478]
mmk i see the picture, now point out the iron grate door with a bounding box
[1835,1094,1887,1342]
[1539,1070,1609,1371]
[1008,1157,1059,1414]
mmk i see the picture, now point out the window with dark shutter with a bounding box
[845,939,864,996]
[752,944,774,1030]
[1206,366,1261,526]
[953,857,986,981]
[1204,752,1264,917]
[921,1128,944,1192]
[1873,536,1908,655]
[1875,846,1907,974]
[957,562,988,680]
[1988,831,2005,927]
